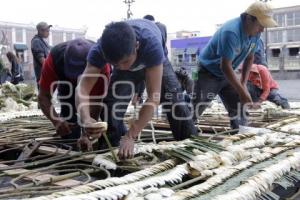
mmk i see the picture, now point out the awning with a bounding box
[268,45,282,49]
[286,44,300,48]
[13,43,28,51]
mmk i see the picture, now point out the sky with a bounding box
[0,0,299,38]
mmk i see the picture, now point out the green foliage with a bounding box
[0,82,36,108]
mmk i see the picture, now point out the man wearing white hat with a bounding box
[193,1,277,130]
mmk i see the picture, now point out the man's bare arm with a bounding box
[240,54,254,86]
[75,63,101,126]
[127,64,163,139]
[221,57,252,105]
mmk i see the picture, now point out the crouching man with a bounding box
[38,39,110,149]
[246,64,290,109]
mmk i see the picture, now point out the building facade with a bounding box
[264,5,300,79]
[0,21,87,81]
[170,30,211,76]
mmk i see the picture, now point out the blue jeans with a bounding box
[99,58,197,147]
[192,66,247,130]
[34,65,42,84]
[247,82,290,109]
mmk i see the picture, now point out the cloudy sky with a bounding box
[0,0,299,38]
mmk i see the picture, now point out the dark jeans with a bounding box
[0,72,11,84]
[192,66,247,129]
[247,82,290,109]
[34,65,42,84]
[161,59,197,140]
[11,76,23,85]
[100,58,197,147]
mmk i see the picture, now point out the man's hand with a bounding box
[54,120,76,136]
[118,135,135,160]
[131,94,139,106]
[249,102,261,110]
[239,90,253,106]
[77,135,93,151]
[82,118,105,140]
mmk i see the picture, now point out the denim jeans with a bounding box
[99,58,197,147]
[247,82,290,109]
[192,66,247,130]
[34,65,42,84]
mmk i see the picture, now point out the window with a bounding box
[286,11,300,26]
[296,29,300,41]
[287,29,300,42]
[15,28,23,43]
[178,54,183,63]
[66,32,73,41]
[191,54,197,62]
[269,30,283,43]
[295,11,300,25]
[26,29,35,47]
[288,48,299,56]
[274,13,285,27]
[287,12,294,26]
[287,30,294,42]
[74,33,85,39]
[271,49,280,57]
[0,27,9,45]
[52,31,64,45]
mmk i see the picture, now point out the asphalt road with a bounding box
[276,79,300,101]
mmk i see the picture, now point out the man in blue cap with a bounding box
[38,39,110,147]
[193,1,277,130]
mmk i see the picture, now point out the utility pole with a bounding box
[123,0,135,19]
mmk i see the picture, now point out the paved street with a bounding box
[276,79,300,101]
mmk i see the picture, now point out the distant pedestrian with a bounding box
[31,22,51,86]
[6,51,23,84]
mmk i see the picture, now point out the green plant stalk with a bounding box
[102,131,119,163]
